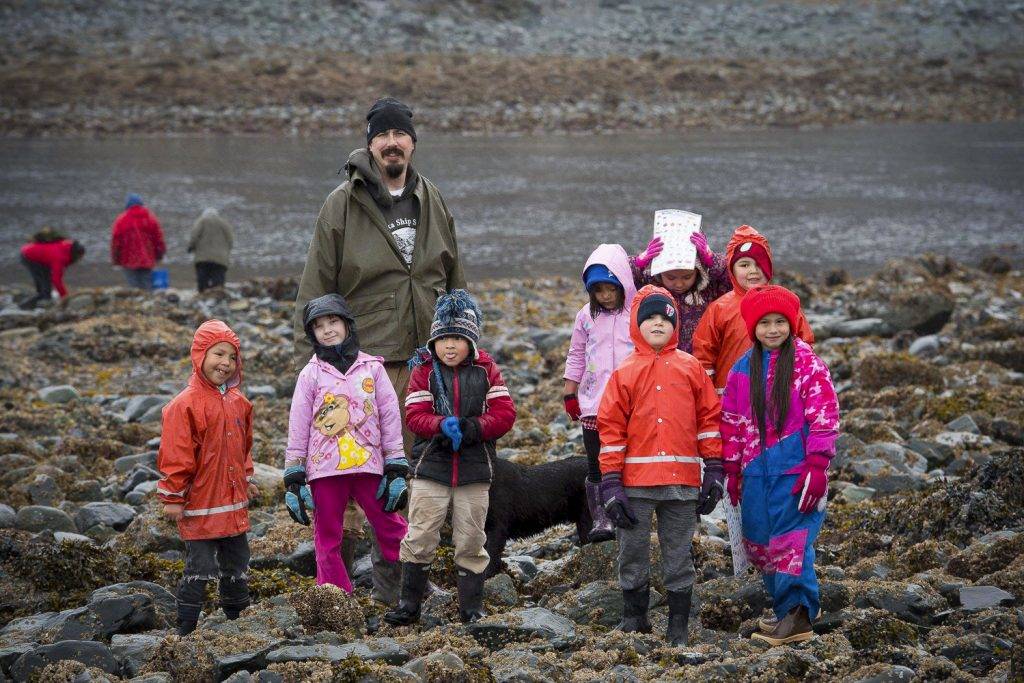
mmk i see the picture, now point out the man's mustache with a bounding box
[382,147,405,159]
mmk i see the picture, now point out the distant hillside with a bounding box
[1,0,1021,135]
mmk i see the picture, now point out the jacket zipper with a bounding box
[451,368,461,488]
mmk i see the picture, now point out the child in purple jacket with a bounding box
[563,243,637,543]
[284,293,409,592]
[630,232,732,354]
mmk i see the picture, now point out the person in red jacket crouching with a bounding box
[19,228,85,309]
[598,285,724,647]
[110,193,166,289]
[156,320,258,636]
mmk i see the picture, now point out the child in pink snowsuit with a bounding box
[284,293,409,591]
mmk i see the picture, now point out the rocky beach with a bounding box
[2,0,1022,135]
[0,254,1021,681]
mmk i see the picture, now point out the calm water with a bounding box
[1,121,1022,288]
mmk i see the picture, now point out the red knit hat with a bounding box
[740,285,801,341]
[730,240,773,282]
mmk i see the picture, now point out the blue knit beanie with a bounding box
[125,193,144,209]
[583,264,621,291]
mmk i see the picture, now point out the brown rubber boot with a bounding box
[759,607,821,633]
[751,605,814,645]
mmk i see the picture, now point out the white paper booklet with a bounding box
[725,500,750,575]
[650,209,702,275]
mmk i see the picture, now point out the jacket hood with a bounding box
[200,208,220,220]
[724,225,773,294]
[345,148,419,209]
[583,243,638,310]
[191,319,243,390]
[303,293,357,347]
[629,285,680,355]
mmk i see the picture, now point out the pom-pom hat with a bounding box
[427,289,483,358]
[740,285,801,341]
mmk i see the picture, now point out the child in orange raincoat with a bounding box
[597,285,724,647]
[156,319,257,636]
[691,225,814,397]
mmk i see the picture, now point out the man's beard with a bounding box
[384,161,406,179]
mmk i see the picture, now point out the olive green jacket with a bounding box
[293,149,466,365]
[187,208,234,267]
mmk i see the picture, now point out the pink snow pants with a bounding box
[309,473,408,592]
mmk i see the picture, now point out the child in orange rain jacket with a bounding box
[691,225,814,397]
[597,285,724,647]
[157,319,256,636]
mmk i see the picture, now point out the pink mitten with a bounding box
[723,459,742,506]
[634,237,664,270]
[690,232,714,268]
[791,453,830,513]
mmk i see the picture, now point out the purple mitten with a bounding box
[599,473,638,529]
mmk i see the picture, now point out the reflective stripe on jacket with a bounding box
[157,320,254,541]
[598,285,723,488]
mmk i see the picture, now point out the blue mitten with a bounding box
[283,465,315,526]
[441,416,463,452]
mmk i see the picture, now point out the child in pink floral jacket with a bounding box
[284,293,408,592]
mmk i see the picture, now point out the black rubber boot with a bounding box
[456,568,487,624]
[176,578,208,636]
[219,575,250,620]
[383,562,430,626]
[666,588,692,646]
[617,584,652,634]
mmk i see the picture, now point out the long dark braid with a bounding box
[749,336,795,449]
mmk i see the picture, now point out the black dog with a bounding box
[484,455,592,577]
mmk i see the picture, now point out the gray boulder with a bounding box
[123,396,168,423]
[853,582,946,625]
[0,611,64,646]
[958,585,1015,611]
[0,503,15,528]
[76,502,137,532]
[28,474,61,507]
[945,414,980,435]
[466,607,576,649]
[114,452,158,474]
[832,318,891,338]
[483,573,519,607]
[38,385,80,404]
[265,638,409,665]
[110,634,162,678]
[11,640,119,680]
[908,335,941,358]
[15,505,76,533]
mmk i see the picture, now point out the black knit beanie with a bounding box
[366,98,417,145]
[636,294,677,327]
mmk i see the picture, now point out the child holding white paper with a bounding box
[631,229,731,354]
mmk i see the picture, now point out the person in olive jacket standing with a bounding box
[188,208,234,292]
[293,97,466,605]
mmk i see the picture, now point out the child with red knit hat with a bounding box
[691,225,814,398]
[720,285,840,645]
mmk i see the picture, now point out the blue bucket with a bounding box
[151,269,169,289]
